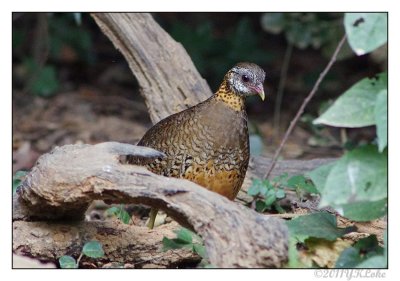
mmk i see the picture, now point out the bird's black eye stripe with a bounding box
[242,75,250,82]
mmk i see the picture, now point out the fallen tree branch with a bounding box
[14,142,289,268]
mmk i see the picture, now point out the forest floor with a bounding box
[12,13,385,268]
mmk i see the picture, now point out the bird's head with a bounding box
[226,62,266,100]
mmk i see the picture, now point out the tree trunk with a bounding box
[91,13,212,124]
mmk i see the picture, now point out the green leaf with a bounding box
[336,235,385,268]
[353,235,383,254]
[247,179,263,196]
[306,162,335,193]
[319,145,387,208]
[275,189,286,199]
[264,193,277,206]
[344,13,387,56]
[106,206,131,224]
[286,237,304,268]
[286,175,319,194]
[308,147,387,221]
[163,227,204,253]
[59,255,78,268]
[356,255,387,268]
[286,22,313,49]
[255,200,268,212]
[176,228,193,244]
[335,247,362,268]
[82,241,104,258]
[286,212,354,242]
[193,244,207,259]
[375,90,388,152]
[261,13,285,34]
[13,170,28,195]
[273,202,286,214]
[314,73,387,127]
[162,237,192,251]
[340,199,387,221]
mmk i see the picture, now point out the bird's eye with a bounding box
[242,75,250,82]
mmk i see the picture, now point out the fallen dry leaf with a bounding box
[298,238,352,268]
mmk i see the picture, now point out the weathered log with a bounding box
[91,13,212,123]
[13,217,200,269]
[14,142,289,268]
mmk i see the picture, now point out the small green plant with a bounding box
[13,170,28,194]
[106,205,131,224]
[169,17,270,90]
[59,240,104,268]
[162,227,209,266]
[248,173,318,213]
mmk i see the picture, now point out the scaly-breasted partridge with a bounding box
[129,62,265,228]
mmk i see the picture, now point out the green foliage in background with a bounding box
[261,13,353,59]
[47,13,94,64]
[59,240,104,268]
[310,13,387,222]
[282,12,388,269]
[13,13,94,97]
[169,17,272,89]
[23,58,60,97]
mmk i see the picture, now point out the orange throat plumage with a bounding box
[214,80,245,112]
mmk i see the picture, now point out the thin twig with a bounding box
[264,34,347,179]
[273,42,293,138]
[267,213,305,219]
